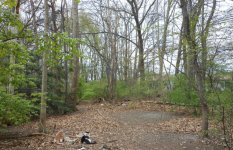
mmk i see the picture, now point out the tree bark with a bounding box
[68,0,80,111]
[195,61,209,135]
[159,0,172,79]
[51,0,58,32]
[175,23,183,75]
[124,19,129,81]
[60,0,69,102]
[39,0,49,132]
[180,0,214,136]
[29,0,37,33]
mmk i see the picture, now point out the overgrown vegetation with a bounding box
[0,91,36,127]
[168,74,199,107]
[79,78,162,101]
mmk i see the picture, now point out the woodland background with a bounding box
[0,0,233,148]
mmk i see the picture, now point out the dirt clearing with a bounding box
[0,101,225,150]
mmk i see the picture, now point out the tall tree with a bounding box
[67,0,80,110]
[126,0,156,80]
[180,0,217,136]
[159,0,173,78]
[175,23,183,75]
[60,0,69,102]
[39,0,49,132]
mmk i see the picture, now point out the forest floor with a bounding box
[0,100,226,150]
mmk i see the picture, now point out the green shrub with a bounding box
[116,79,160,99]
[46,92,72,114]
[168,74,199,106]
[81,80,107,100]
[208,90,233,107]
[80,79,161,101]
[0,91,35,127]
[208,90,233,149]
[116,81,130,98]
[47,98,72,114]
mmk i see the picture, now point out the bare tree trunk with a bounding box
[175,24,183,75]
[199,0,216,135]
[110,34,117,99]
[134,34,138,80]
[137,26,145,80]
[68,0,80,110]
[30,0,37,33]
[158,0,173,93]
[104,7,119,100]
[124,19,129,81]
[60,0,69,102]
[183,43,188,74]
[195,61,209,136]
[126,0,156,80]
[39,0,49,132]
[156,0,160,78]
[51,0,58,32]
[159,0,172,79]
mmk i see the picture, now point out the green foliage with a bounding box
[116,81,130,98]
[80,80,107,100]
[0,4,30,89]
[0,91,35,127]
[35,32,81,67]
[116,80,159,99]
[0,7,25,41]
[208,90,233,148]
[0,41,29,89]
[2,0,17,8]
[208,90,233,107]
[47,98,72,115]
[31,32,83,114]
[80,78,161,101]
[75,0,81,3]
[168,74,199,106]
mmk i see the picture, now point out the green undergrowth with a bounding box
[167,74,199,107]
[0,91,36,128]
[79,79,160,101]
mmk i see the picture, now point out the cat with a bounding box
[81,132,96,144]
[54,130,65,143]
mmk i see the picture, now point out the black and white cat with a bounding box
[81,132,96,144]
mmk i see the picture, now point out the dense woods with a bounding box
[0,0,233,148]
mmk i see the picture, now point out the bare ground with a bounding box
[0,101,226,150]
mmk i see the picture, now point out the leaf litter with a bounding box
[0,100,226,150]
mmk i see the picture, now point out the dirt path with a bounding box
[111,110,220,150]
[0,101,225,150]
